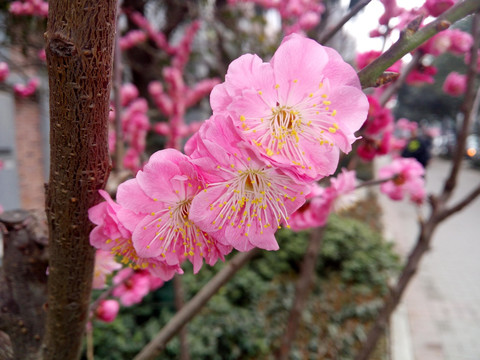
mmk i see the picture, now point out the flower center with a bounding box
[207,167,296,235]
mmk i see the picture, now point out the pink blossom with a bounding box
[357,130,392,161]
[211,34,368,181]
[396,118,418,133]
[378,0,403,26]
[229,0,324,35]
[171,21,200,70]
[424,0,455,17]
[88,190,182,280]
[9,0,48,17]
[448,29,473,56]
[14,78,40,98]
[420,32,452,56]
[362,96,394,136]
[464,50,480,72]
[406,64,437,86]
[121,83,139,107]
[379,158,426,203]
[289,169,356,230]
[443,72,466,97]
[0,62,9,82]
[187,114,309,252]
[95,300,120,322]
[288,183,326,230]
[129,11,174,54]
[356,51,402,73]
[119,30,147,51]
[121,149,232,273]
[92,250,122,290]
[112,269,152,306]
[38,49,46,62]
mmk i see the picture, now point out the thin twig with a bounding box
[275,227,326,360]
[318,0,372,45]
[355,176,395,189]
[89,270,136,316]
[439,180,480,222]
[354,11,480,360]
[379,51,422,107]
[358,0,480,88]
[133,249,259,360]
[173,275,190,360]
[441,35,480,200]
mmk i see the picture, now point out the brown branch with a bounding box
[358,0,480,88]
[318,0,372,45]
[438,182,480,222]
[379,51,423,107]
[113,0,125,173]
[133,249,259,360]
[43,1,117,359]
[355,176,396,189]
[441,31,480,200]
[0,210,48,360]
[275,226,326,360]
[354,219,438,360]
[355,11,480,360]
[173,275,191,360]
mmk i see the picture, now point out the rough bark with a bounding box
[0,210,48,360]
[43,1,117,359]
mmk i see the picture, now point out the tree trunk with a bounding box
[43,1,117,359]
[0,210,48,360]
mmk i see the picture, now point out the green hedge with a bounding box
[86,214,399,360]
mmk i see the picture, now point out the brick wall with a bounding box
[14,98,46,210]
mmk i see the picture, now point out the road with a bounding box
[379,157,480,360]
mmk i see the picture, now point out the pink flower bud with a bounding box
[95,300,120,323]
[448,29,473,55]
[0,62,9,82]
[424,0,455,17]
[120,83,139,106]
[443,72,466,96]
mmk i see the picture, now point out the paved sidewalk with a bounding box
[379,157,480,360]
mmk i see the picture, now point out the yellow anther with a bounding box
[240,115,246,122]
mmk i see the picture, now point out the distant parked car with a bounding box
[437,130,457,159]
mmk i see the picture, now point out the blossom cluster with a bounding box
[357,96,394,161]
[9,0,48,18]
[89,34,369,280]
[0,62,9,82]
[228,0,325,35]
[379,157,426,204]
[109,84,151,172]
[14,77,40,98]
